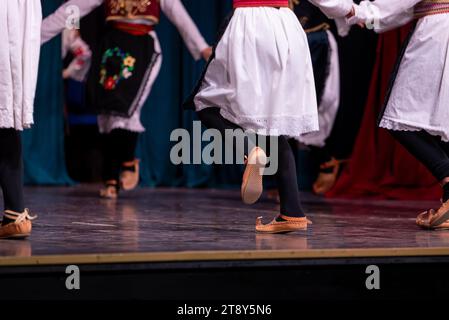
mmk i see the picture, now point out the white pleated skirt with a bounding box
[194,7,319,140]
[0,0,41,130]
[380,14,449,141]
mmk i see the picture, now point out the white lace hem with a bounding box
[379,118,449,142]
[97,115,145,134]
[197,104,319,140]
[0,110,33,131]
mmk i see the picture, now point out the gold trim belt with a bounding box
[415,0,449,18]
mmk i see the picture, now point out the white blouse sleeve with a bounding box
[350,0,421,33]
[62,31,92,82]
[308,0,353,18]
[41,0,104,45]
[161,0,209,61]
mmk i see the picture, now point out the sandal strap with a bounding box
[105,180,119,187]
[122,159,139,168]
[4,209,37,224]
[319,158,338,170]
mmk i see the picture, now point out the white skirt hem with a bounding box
[196,102,319,138]
[379,117,449,142]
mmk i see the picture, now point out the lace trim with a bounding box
[380,118,449,142]
[0,110,33,130]
[97,115,145,134]
[216,107,319,140]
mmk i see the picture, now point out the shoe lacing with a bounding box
[4,209,37,224]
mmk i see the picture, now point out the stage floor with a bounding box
[2,186,449,264]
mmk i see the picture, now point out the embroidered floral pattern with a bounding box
[99,47,136,90]
[109,0,152,17]
[123,56,136,68]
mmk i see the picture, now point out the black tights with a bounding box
[102,129,139,183]
[198,108,304,217]
[0,129,25,224]
[390,130,449,201]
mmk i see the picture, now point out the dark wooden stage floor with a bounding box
[5,186,449,301]
[1,185,449,264]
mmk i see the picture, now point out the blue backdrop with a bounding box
[26,0,241,187]
[24,0,72,185]
[26,0,314,189]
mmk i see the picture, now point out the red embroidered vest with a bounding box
[105,0,161,24]
[233,0,289,8]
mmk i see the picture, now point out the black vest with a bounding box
[292,0,331,32]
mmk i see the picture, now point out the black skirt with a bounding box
[87,27,159,118]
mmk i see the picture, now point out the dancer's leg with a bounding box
[256,136,309,233]
[390,130,449,201]
[198,107,264,203]
[275,136,305,219]
[0,129,25,226]
[199,108,304,215]
[101,130,121,183]
[116,130,139,191]
[100,130,123,198]
[197,107,251,156]
[436,138,449,159]
[116,130,139,164]
[394,130,449,228]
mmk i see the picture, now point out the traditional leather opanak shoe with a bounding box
[241,147,267,205]
[256,215,310,234]
[313,158,347,195]
[100,180,119,199]
[416,207,449,230]
[120,159,140,191]
[0,209,37,240]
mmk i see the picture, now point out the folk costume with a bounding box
[290,0,347,195]
[349,0,449,229]
[41,0,210,198]
[186,0,353,233]
[0,0,41,239]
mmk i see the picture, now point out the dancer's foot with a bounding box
[241,147,267,205]
[256,215,310,234]
[100,180,119,199]
[417,210,449,230]
[416,200,449,230]
[0,209,37,240]
[120,159,140,191]
[313,158,347,195]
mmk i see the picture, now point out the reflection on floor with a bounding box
[0,185,446,258]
